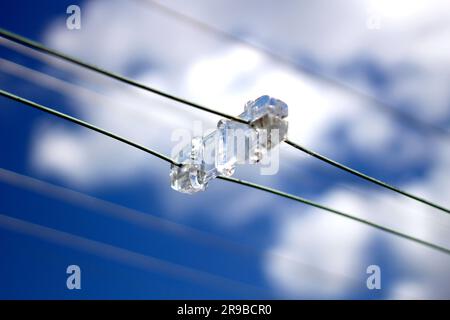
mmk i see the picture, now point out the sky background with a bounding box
[0,0,450,299]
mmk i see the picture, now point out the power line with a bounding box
[0,28,449,214]
[2,56,443,276]
[1,89,449,256]
[0,214,270,297]
[285,139,450,214]
[143,0,450,137]
[0,167,357,285]
[218,176,450,255]
[0,89,178,166]
[0,28,247,125]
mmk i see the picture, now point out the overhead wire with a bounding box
[0,167,358,285]
[0,89,449,256]
[0,88,178,166]
[1,28,448,215]
[0,213,270,297]
[0,28,247,125]
[284,139,450,214]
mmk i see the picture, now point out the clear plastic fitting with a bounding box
[170,95,288,194]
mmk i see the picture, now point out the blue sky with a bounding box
[1,0,450,299]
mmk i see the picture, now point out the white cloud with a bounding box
[266,145,450,298]
[264,201,371,298]
[18,0,450,298]
[161,0,450,123]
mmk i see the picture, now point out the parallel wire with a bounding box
[1,28,449,215]
[0,214,270,296]
[0,29,247,125]
[218,176,450,255]
[1,89,449,255]
[284,139,450,214]
[0,89,178,166]
[0,167,357,285]
[1,26,450,218]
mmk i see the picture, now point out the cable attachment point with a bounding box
[170,95,288,194]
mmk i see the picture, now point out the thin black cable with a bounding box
[0,89,179,166]
[0,28,247,125]
[285,139,450,214]
[1,89,449,256]
[0,214,270,296]
[218,176,450,255]
[0,167,358,284]
[1,28,449,215]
